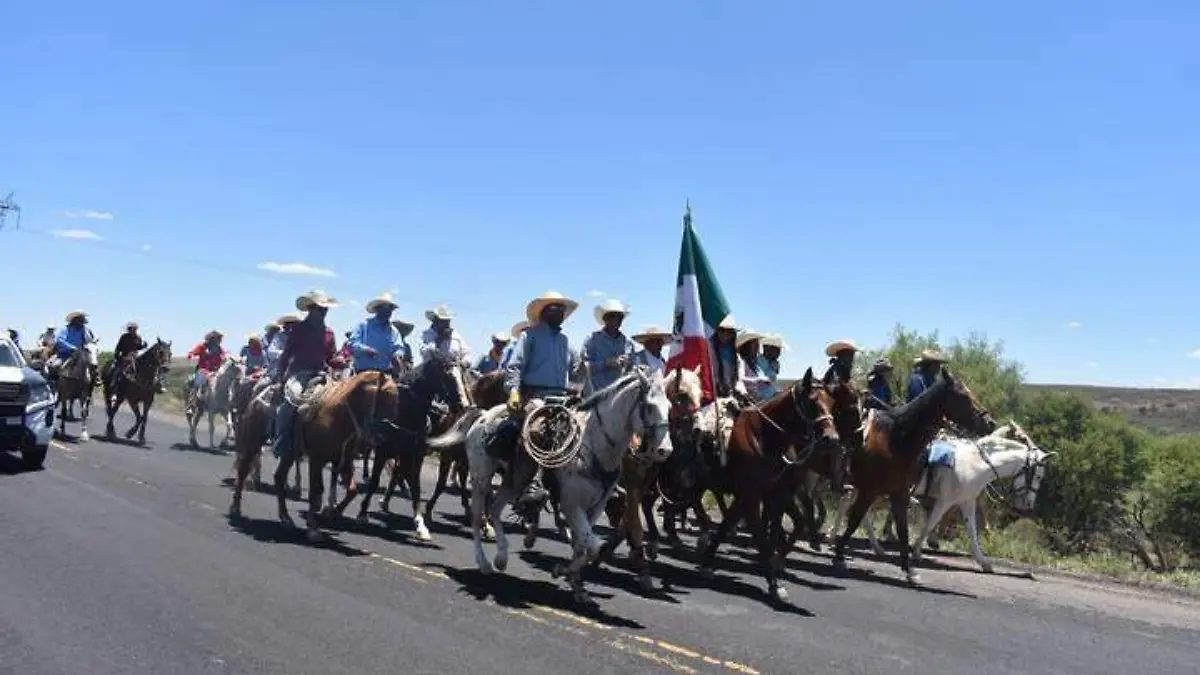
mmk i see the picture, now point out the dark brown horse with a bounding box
[102,339,172,445]
[830,368,995,584]
[229,370,400,542]
[697,368,841,602]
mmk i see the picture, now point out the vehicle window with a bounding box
[0,340,23,368]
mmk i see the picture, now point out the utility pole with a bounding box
[0,193,20,232]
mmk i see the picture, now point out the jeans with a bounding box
[271,371,317,460]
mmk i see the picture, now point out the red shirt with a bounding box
[187,343,227,373]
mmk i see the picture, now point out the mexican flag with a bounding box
[666,205,732,403]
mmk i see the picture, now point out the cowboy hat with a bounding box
[716,314,740,332]
[593,298,630,325]
[825,339,859,357]
[390,318,415,337]
[511,320,529,339]
[425,305,454,322]
[296,290,339,312]
[365,292,399,314]
[526,290,579,324]
[124,321,139,331]
[914,348,948,364]
[872,357,894,373]
[632,325,671,344]
[276,313,301,327]
[736,330,765,349]
[760,333,787,350]
[264,323,280,333]
[247,333,262,344]
[64,311,88,323]
[205,329,225,341]
[491,332,512,344]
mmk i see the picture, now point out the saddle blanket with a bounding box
[923,439,957,470]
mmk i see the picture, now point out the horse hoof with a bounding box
[771,584,789,602]
[523,529,538,550]
[698,565,715,580]
[306,528,324,543]
[695,533,711,555]
[229,504,241,518]
[280,515,295,528]
[906,570,922,585]
[494,555,508,572]
[79,432,89,442]
[378,499,391,513]
[551,564,565,579]
[355,513,369,525]
[981,564,995,574]
[416,527,432,542]
[483,524,496,541]
[832,556,849,572]
[645,541,659,561]
[574,592,598,610]
[637,573,655,593]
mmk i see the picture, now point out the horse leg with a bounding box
[832,490,874,571]
[229,434,259,518]
[698,494,747,577]
[470,470,497,573]
[207,409,216,449]
[188,406,200,447]
[274,454,297,527]
[593,490,627,568]
[78,395,90,442]
[757,493,790,601]
[912,497,954,565]
[304,458,326,542]
[380,459,401,513]
[959,499,993,573]
[421,451,453,524]
[888,490,919,584]
[559,502,602,608]
[104,390,118,439]
[137,398,151,445]
[640,490,664,558]
[408,455,431,541]
[350,446,384,522]
[626,482,654,591]
[862,500,889,557]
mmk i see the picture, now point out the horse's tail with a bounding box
[427,407,484,449]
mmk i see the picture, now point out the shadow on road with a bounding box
[226,513,368,558]
[428,562,647,630]
[170,441,231,456]
[0,452,40,476]
[521,549,685,605]
[93,433,151,449]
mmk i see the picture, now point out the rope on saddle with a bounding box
[521,403,583,470]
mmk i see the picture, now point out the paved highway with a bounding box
[2,409,1198,675]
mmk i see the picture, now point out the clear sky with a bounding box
[3,1,1199,388]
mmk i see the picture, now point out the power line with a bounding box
[0,193,20,232]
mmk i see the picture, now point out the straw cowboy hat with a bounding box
[632,325,671,344]
[425,304,454,322]
[736,330,765,349]
[825,339,859,357]
[125,321,139,331]
[872,357,894,373]
[716,315,740,332]
[914,348,948,365]
[365,292,399,314]
[390,318,415,337]
[204,329,225,341]
[247,333,262,344]
[526,290,579,324]
[276,313,301,327]
[593,298,630,325]
[491,332,512,344]
[264,323,279,333]
[296,290,339,312]
[64,311,88,324]
[511,320,529,339]
[761,333,787,350]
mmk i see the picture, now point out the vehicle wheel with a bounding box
[22,444,48,470]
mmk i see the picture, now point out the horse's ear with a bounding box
[941,366,954,381]
[801,367,813,390]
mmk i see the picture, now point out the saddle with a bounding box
[290,373,331,418]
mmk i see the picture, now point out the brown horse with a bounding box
[697,368,841,602]
[53,341,100,442]
[102,339,172,445]
[228,370,400,542]
[829,368,995,584]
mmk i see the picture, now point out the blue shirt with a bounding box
[348,316,404,371]
[868,374,893,408]
[505,322,577,395]
[499,343,516,369]
[754,356,780,400]
[240,345,266,371]
[475,350,504,374]
[55,325,94,359]
[907,371,934,402]
[581,329,635,392]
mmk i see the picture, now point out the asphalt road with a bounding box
[2,409,1198,675]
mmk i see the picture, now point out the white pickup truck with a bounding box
[0,334,56,468]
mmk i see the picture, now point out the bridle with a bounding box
[594,369,671,462]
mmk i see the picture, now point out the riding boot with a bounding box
[515,465,550,521]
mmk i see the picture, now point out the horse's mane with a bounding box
[577,371,643,412]
[886,374,952,431]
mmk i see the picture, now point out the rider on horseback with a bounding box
[185,329,227,416]
[736,330,777,402]
[272,290,339,461]
[105,322,147,392]
[420,305,471,366]
[908,349,947,401]
[474,332,512,375]
[500,321,529,369]
[866,357,896,411]
[760,333,784,380]
[631,325,671,375]
[502,291,583,517]
[240,334,266,376]
[822,339,859,387]
[47,311,96,384]
[582,299,633,392]
[348,293,406,376]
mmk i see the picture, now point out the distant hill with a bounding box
[775,378,1200,435]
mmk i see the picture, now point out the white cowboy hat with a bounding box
[365,292,399,314]
[593,298,630,325]
[296,290,340,312]
[205,329,225,341]
[631,325,671,344]
[390,318,415,337]
[736,330,765,349]
[511,320,529,339]
[491,332,512,344]
[276,313,301,327]
[425,304,454,322]
[247,333,262,344]
[264,323,279,333]
[716,314,740,332]
[526,290,579,324]
[64,311,88,323]
[914,348,948,364]
[761,333,787,350]
[825,339,859,357]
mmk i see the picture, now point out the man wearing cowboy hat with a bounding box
[105,321,148,392]
[908,349,948,402]
[475,332,512,375]
[273,290,340,461]
[264,314,299,380]
[582,298,635,392]
[47,311,96,382]
[390,317,416,373]
[419,304,470,366]
[631,325,670,375]
[735,330,777,402]
[866,357,896,411]
[760,333,784,380]
[184,329,228,415]
[502,290,583,515]
[240,334,266,374]
[500,320,529,369]
[823,339,859,387]
[709,315,749,400]
[347,292,407,375]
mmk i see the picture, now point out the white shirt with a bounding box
[419,327,471,365]
[634,348,666,375]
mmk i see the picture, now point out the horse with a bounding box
[840,420,1054,574]
[462,367,673,607]
[347,358,470,541]
[695,368,842,602]
[102,339,172,445]
[53,341,100,442]
[187,356,243,449]
[829,367,996,584]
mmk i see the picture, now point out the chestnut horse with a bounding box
[829,367,995,584]
[697,368,841,602]
[102,338,172,445]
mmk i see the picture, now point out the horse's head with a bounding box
[626,366,673,463]
[147,338,172,366]
[663,365,703,443]
[417,356,469,414]
[824,375,864,445]
[997,419,1056,514]
[937,368,996,437]
[791,367,840,448]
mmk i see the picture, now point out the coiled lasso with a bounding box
[520,403,583,469]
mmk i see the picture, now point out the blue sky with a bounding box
[3,1,1199,387]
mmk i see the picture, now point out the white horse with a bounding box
[447,367,673,607]
[188,356,243,449]
[828,421,1055,573]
